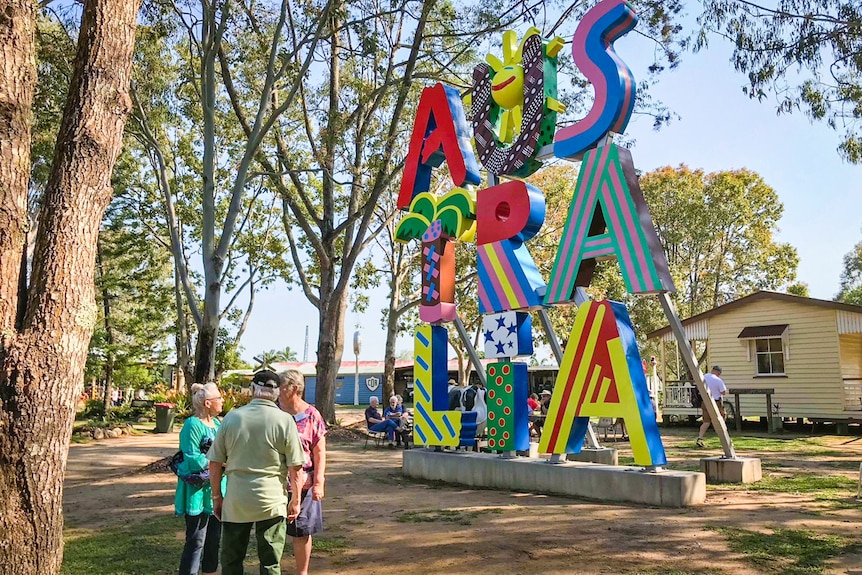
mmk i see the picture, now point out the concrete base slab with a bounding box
[515,442,541,458]
[403,449,705,507]
[567,448,618,466]
[700,456,762,484]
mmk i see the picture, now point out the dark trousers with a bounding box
[221,516,286,575]
[179,513,221,575]
[369,419,399,441]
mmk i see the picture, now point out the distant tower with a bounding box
[303,325,309,362]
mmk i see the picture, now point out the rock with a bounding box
[111,427,122,437]
[93,428,105,440]
[137,416,148,423]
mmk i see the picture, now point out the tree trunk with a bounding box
[194,317,217,384]
[0,1,140,573]
[174,263,194,393]
[0,0,35,334]
[315,280,348,424]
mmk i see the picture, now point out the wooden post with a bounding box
[657,293,736,459]
[735,393,742,432]
[766,392,774,433]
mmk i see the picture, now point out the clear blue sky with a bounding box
[239,25,861,365]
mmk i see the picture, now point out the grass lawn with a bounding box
[63,516,184,575]
[709,526,860,575]
[62,423,861,574]
[63,515,348,575]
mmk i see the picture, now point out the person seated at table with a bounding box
[532,390,553,437]
[527,393,540,414]
[365,397,399,447]
[384,396,411,449]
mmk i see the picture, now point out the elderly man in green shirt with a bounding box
[208,370,306,575]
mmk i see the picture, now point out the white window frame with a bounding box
[752,337,786,376]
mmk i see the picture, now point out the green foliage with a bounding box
[736,473,857,494]
[725,435,835,453]
[310,535,350,553]
[252,346,297,371]
[80,400,105,419]
[86,190,175,390]
[215,328,251,376]
[698,0,862,162]
[786,282,810,297]
[221,387,253,414]
[837,238,862,305]
[32,15,75,197]
[220,371,252,389]
[710,526,859,574]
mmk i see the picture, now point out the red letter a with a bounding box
[397,84,481,209]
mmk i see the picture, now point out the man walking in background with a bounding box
[208,370,306,575]
[697,365,727,447]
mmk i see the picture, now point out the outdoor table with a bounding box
[726,388,775,432]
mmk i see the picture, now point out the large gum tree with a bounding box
[0,0,141,572]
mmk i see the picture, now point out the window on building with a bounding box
[755,337,785,375]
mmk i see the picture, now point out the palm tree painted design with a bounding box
[395,188,475,323]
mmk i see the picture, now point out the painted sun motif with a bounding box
[485,29,533,143]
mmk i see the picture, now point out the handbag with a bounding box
[169,436,213,487]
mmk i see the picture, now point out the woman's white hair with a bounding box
[190,382,220,417]
[281,369,305,392]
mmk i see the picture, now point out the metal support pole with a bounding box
[657,293,736,459]
[453,316,486,386]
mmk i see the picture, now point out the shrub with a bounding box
[81,399,105,419]
[222,388,252,414]
[108,406,133,422]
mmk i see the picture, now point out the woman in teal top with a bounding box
[175,382,227,575]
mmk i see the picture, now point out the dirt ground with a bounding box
[64,410,862,575]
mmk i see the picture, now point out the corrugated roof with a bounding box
[270,358,503,377]
[737,324,789,338]
[647,291,862,340]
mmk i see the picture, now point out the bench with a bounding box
[726,388,775,432]
[595,417,623,441]
[130,399,155,409]
[364,429,387,449]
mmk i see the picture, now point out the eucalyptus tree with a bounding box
[128,1,299,386]
[0,1,142,572]
[224,0,504,422]
[699,0,862,162]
